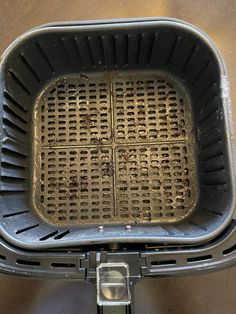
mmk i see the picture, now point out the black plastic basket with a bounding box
[0,17,235,312]
[0,18,235,249]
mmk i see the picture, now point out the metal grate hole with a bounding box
[33,73,198,225]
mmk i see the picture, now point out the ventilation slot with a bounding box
[3,90,28,113]
[1,148,27,168]
[201,209,222,216]
[36,42,54,73]
[3,117,27,135]
[1,176,26,183]
[1,163,26,181]
[190,60,210,88]
[0,255,6,261]
[3,210,28,218]
[72,37,84,67]
[166,35,180,66]
[180,45,197,75]
[54,230,70,239]
[16,223,40,234]
[151,259,176,266]
[51,262,76,268]
[60,37,73,68]
[39,230,59,241]
[2,142,28,158]
[16,259,40,266]
[20,53,41,82]
[3,104,28,124]
[223,244,236,255]
[8,70,32,96]
[187,254,212,263]
[203,166,225,174]
[1,162,26,171]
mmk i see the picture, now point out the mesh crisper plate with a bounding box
[33,73,197,226]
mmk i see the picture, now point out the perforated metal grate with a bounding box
[113,78,187,143]
[39,148,114,223]
[33,73,198,225]
[39,79,112,146]
[115,144,195,221]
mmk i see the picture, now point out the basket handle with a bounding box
[97,304,133,313]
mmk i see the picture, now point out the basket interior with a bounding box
[0,21,234,247]
[33,72,198,226]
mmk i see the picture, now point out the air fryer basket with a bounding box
[0,18,235,249]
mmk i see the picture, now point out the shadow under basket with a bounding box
[0,19,235,249]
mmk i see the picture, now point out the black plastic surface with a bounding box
[0,18,235,249]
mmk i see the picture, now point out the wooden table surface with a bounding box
[1,1,236,313]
